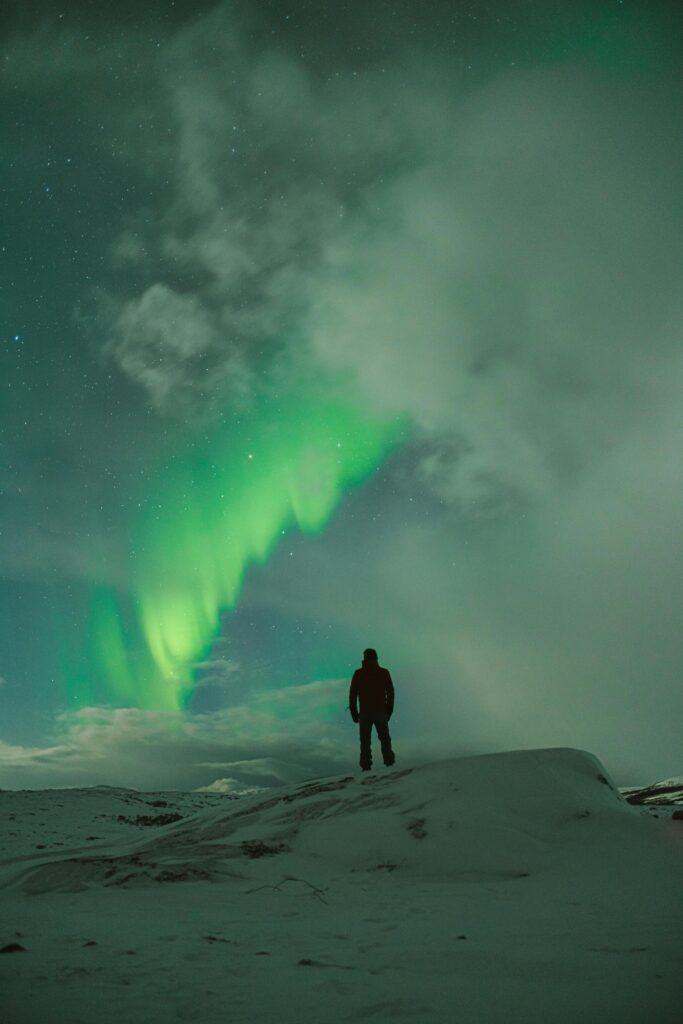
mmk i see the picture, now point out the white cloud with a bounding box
[102,283,251,417]
[83,9,450,422]
[241,368,683,786]
[210,57,683,786]
[308,64,683,516]
[0,680,356,791]
[192,657,242,691]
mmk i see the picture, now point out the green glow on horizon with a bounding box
[85,377,406,711]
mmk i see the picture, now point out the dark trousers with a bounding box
[358,710,395,769]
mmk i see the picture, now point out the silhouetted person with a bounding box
[349,648,395,771]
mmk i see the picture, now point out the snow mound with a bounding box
[2,747,682,1024]
[11,747,633,895]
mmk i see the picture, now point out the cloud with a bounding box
[101,283,251,418]
[240,369,683,785]
[192,657,242,691]
[255,57,681,787]
[80,7,449,421]
[308,64,683,514]
[0,681,356,791]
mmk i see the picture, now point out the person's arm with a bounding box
[349,671,359,720]
[385,669,395,718]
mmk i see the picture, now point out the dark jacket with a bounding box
[349,662,394,718]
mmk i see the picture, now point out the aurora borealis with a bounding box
[2,0,682,791]
[89,378,403,711]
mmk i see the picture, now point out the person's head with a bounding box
[363,647,378,663]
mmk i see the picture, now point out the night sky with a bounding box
[1,0,681,791]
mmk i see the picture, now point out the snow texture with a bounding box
[1,747,682,1023]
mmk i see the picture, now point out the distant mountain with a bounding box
[621,777,683,805]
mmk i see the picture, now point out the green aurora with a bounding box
[67,379,405,711]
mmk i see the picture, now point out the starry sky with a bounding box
[1,0,681,791]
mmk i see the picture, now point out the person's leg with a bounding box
[358,712,373,770]
[374,711,395,766]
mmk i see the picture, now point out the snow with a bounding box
[1,747,681,1023]
[621,777,683,808]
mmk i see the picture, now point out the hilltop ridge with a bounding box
[2,747,682,1024]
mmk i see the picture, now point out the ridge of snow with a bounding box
[1,747,681,1024]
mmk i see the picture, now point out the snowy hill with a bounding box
[622,777,683,808]
[1,748,681,1023]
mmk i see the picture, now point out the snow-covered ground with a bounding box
[1,747,681,1024]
